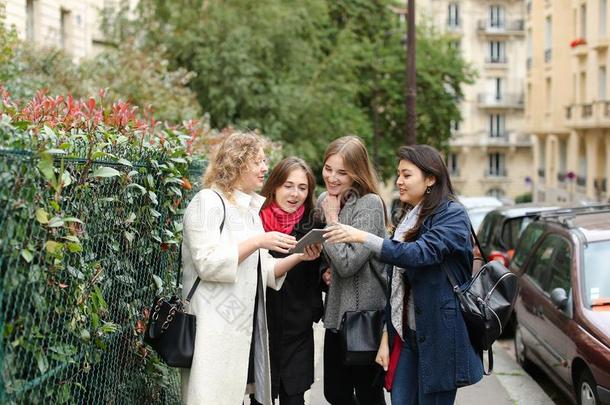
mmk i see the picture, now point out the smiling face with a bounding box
[237,148,268,193]
[322,154,355,197]
[274,168,309,213]
[396,159,436,206]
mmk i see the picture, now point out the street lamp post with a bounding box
[405,0,416,145]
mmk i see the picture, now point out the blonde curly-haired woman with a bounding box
[180,131,321,405]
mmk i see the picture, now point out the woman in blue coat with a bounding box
[324,145,483,405]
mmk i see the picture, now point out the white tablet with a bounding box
[289,228,327,253]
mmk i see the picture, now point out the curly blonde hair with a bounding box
[203,130,268,198]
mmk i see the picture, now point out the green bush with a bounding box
[0,6,201,124]
[515,192,533,204]
[0,89,207,404]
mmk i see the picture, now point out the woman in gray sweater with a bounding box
[319,136,388,405]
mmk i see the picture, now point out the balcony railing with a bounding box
[544,49,552,63]
[477,93,524,108]
[447,19,461,31]
[577,176,586,187]
[565,101,610,127]
[477,19,525,34]
[487,133,509,143]
[538,168,545,178]
[485,56,508,64]
[485,168,508,177]
[594,178,607,192]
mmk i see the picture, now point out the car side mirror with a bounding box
[550,288,568,310]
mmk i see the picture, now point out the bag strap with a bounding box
[486,348,494,375]
[183,189,226,302]
[470,224,487,261]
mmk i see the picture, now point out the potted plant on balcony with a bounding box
[570,38,587,47]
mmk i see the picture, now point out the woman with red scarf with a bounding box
[250,157,324,405]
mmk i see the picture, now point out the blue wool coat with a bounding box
[381,199,483,394]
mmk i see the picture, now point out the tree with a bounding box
[134,0,475,177]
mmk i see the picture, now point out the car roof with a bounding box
[569,212,610,242]
[486,203,563,219]
[458,196,504,209]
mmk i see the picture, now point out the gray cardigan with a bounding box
[318,191,388,330]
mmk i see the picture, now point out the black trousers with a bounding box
[249,382,305,405]
[323,329,386,405]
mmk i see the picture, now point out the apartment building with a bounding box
[418,0,533,200]
[3,0,136,60]
[527,0,610,203]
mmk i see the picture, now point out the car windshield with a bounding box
[583,240,610,309]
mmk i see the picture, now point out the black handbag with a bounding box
[144,190,226,368]
[339,271,387,366]
[441,225,518,374]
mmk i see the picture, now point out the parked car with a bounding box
[510,205,610,405]
[477,204,562,267]
[459,196,505,232]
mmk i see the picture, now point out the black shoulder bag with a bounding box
[144,190,226,368]
[442,225,518,374]
[339,268,388,366]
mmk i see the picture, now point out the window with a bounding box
[26,0,35,41]
[583,241,610,308]
[545,16,553,62]
[548,238,572,293]
[489,41,506,63]
[495,77,503,100]
[600,66,607,100]
[488,153,506,176]
[601,0,608,37]
[526,235,564,290]
[580,4,587,39]
[489,114,506,137]
[60,8,71,51]
[447,153,459,176]
[486,188,505,198]
[448,3,460,27]
[511,224,545,269]
[450,119,460,131]
[546,78,552,112]
[490,5,505,28]
[580,72,587,103]
[527,30,532,67]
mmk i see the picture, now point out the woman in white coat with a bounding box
[180,131,322,405]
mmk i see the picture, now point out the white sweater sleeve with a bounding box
[182,190,239,283]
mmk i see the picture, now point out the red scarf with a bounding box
[260,201,305,234]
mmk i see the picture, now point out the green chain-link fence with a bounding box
[0,147,206,404]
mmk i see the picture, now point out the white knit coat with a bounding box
[180,188,284,405]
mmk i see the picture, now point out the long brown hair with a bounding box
[324,136,388,223]
[398,144,457,242]
[261,157,316,214]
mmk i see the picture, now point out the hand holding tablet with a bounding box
[289,229,327,253]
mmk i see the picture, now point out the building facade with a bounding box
[418,0,533,200]
[3,0,136,60]
[527,0,610,203]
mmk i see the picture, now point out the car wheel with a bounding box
[578,368,599,405]
[513,320,532,371]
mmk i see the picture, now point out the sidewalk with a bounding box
[305,323,555,405]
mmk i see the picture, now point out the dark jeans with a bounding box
[391,328,456,405]
[249,382,305,405]
[323,329,386,405]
